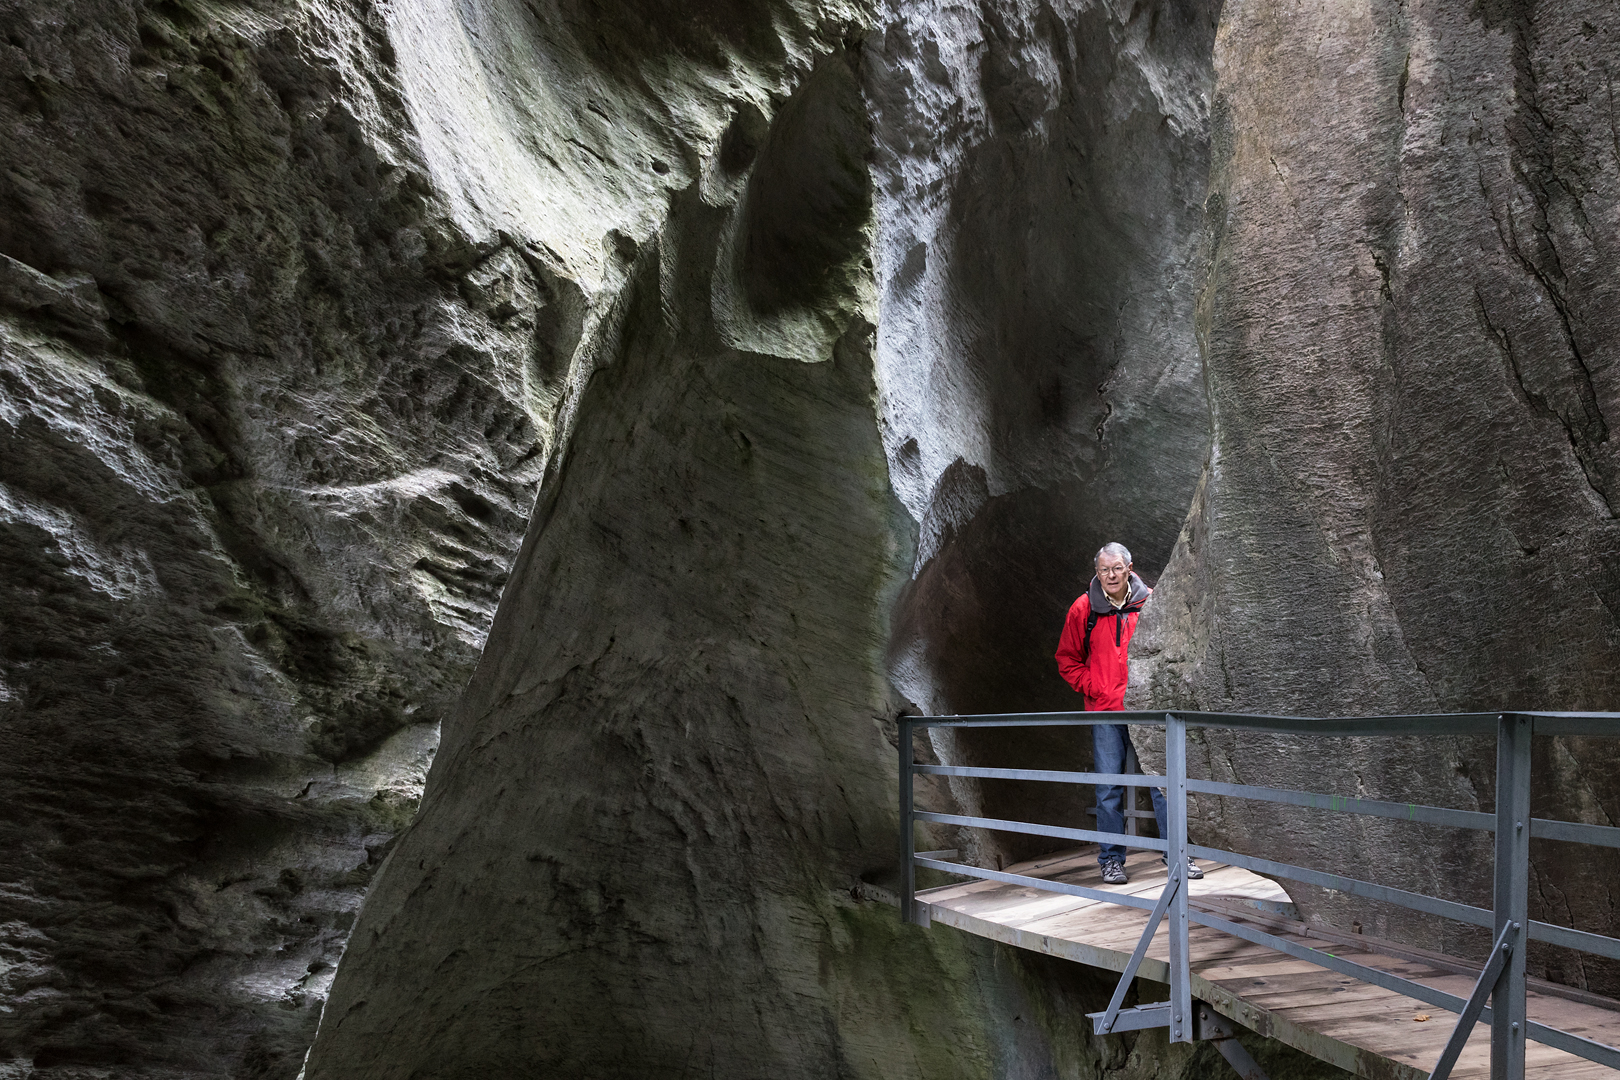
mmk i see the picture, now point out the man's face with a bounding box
[1097,553,1131,598]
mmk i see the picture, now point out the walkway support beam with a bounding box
[1430,921,1518,1080]
[1196,1004,1272,1080]
[1493,714,1532,1080]
[900,716,918,926]
[1167,714,1191,1044]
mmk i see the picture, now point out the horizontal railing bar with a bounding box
[914,710,1620,736]
[1180,712,1506,736]
[1200,909,1620,1068]
[915,810,1169,852]
[916,765,1169,787]
[1185,779,1493,832]
[912,713,1165,729]
[1190,907,1481,1018]
[1186,845,1493,928]
[915,710,1510,735]
[1525,1020,1620,1069]
[919,774,1620,849]
[1531,816,1620,850]
[912,857,1161,912]
[1528,920,1620,961]
[920,775,1620,852]
[1522,714,1620,737]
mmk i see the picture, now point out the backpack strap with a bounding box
[1079,608,1101,663]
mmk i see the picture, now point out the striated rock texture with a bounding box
[302,1,1307,1077]
[301,15,1092,1072]
[15,0,1620,1076]
[0,0,568,1075]
[1130,0,1620,992]
[0,0,1243,1075]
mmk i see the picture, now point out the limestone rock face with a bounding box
[301,1,1238,1077]
[302,16,1083,1074]
[3,0,1238,1073]
[13,0,1620,1074]
[1129,0,1620,991]
[871,0,1216,716]
[0,0,578,1074]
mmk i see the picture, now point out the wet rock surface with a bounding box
[1129,0,1620,992]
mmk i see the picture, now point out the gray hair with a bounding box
[1095,542,1132,568]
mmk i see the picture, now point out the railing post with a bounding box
[1124,740,1140,838]
[1492,713,1531,1080]
[900,716,917,926]
[1166,714,1191,1043]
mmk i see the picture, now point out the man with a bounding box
[1055,542,1201,885]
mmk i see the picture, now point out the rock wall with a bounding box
[0,0,573,1073]
[14,0,1620,1074]
[0,0,1237,1073]
[303,14,1055,1074]
[1130,0,1620,993]
[301,1,1249,1077]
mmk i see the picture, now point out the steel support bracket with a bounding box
[1093,867,1182,1033]
[1195,1003,1272,1080]
[1087,1003,1171,1034]
[1429,921,1518,1080]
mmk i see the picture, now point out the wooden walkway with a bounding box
[917,847,1620,1079]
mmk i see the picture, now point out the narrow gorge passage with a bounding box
[1,0,1617,1078]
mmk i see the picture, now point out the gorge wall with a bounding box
[1130,0,1620,993]
[2,0,1618,1077]
[0,0,560,1073]
[303,1,1236,1076]
[3,0,1232,1075]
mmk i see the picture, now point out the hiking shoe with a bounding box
[1162,856,1204,880]
[1100,858,1128,885]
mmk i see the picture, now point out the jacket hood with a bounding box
[1088,571,1149,613]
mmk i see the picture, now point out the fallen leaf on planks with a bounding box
[1413,1015,1431,1023]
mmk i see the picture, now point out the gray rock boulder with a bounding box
[1130,0,1620,994]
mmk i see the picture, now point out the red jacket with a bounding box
[1055,573,1150,711]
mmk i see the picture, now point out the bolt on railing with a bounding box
[898,710,1620,1080]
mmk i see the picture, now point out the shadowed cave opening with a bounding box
[890,477,1185,867]
[873,0,1219,873]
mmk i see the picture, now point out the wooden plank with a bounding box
[926,900,1422,1080]
[1237,980,1395,1012]
[1199,950,1344,980]
[1524,1059,1620,1079]
[919,881,1020,906]
[941,887,1090,921]
[918,845,1620,1080]
[1347,954,1620,1046]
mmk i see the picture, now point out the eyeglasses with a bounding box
[1098,566,1129,576]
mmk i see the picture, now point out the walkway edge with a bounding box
[920,902,1429,1080]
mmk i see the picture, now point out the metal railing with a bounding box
[898,711,1620,1079]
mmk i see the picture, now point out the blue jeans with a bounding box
[1093,723,1167,865]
